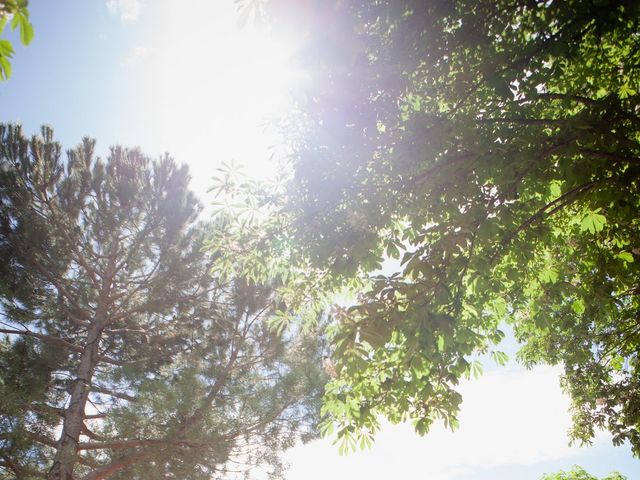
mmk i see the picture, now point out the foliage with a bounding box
[206,161,356,335]
[0,125,326,479]
[540,466,627,480]
[0,0,34,80]
[262,0,640,455]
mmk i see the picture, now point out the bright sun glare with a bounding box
[125,0,300,198]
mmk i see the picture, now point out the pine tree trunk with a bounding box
[46,316,104,480]
[47,246,116,480]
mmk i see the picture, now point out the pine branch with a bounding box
[90,385,137,403]
[80,425,108,442]
[80,451,153,480]
[0,328,123,366]
[0,457,45,479]
[30,403,66,417]
[26,257,91,324]
[77,437,201,451]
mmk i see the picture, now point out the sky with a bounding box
[1,1,638,479]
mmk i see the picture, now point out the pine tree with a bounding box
[0,124,325,479]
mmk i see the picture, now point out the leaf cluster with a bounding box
[0,0,33,80]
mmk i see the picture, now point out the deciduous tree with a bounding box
[541,466,626,480]
[262,0,640,455]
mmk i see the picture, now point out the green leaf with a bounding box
[385,240,400,259]
[319,418,334,437]
[267,310,290,335]
[0,39,15,57]
[580,210,607,234]
[539,266,559,284]
[462,303,478,318]
[10,13,19,30]
[19,16,34,45]
[618,82,636,99]
[469,360,483,379]
[616,251,634,263]
[0,56,11,80]
[491,350,509,366]
[571,298,585,315]
[491,298,508,318]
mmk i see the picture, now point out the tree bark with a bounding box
[46,319,104,480]
[46,245,117,480]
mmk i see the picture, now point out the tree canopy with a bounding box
[257,0,640,455]
[541,466,627,480]
[0,125,326,479]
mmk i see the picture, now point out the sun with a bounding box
[126,0,302,199]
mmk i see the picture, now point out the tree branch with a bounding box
[498,179,599,253]
[0,457,45,479]
[90,385,137,403]
[80,451,152,480]
[0,328,123,366]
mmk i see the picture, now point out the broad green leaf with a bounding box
[463,303,478,317]
[616,251,634,263]
[469,360,483,379]
[0,39,15,57]
[580,210,607,234]
[491,298,508,318]
[491,350,509,366]
[571,298,586,315]
[10,13,19,30]
[618,83,636,99]
[385,240,400,259]
[539,266,559,284]
[19,16,34,45]
[0,56,11,79]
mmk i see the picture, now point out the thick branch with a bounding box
[535,92,599,106]
[579,148,640,164]
[477,117,566,125]
[80,451,152,480]
[177,345,240,435]
[78,439,164,451]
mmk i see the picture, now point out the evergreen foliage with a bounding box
[0,124,325,479]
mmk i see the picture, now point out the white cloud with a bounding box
[121,45,152,67]
[286,365,610,480]
[106,0,144,23]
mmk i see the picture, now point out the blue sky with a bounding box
[1,1,638,479]
[2,0,296,198]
